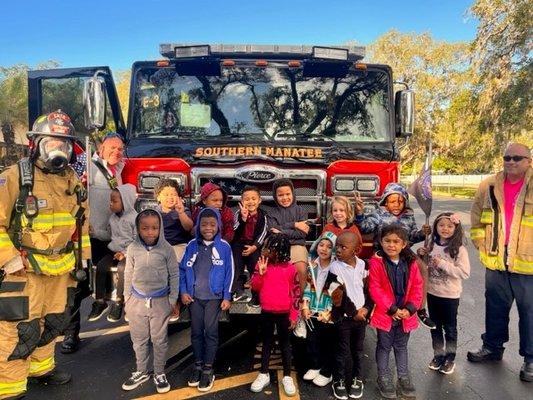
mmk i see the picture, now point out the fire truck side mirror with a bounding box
[83,75,107,130]
[395,89,415,137]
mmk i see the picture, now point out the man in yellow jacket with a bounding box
[468,142,532,382]
[0,110,91,399]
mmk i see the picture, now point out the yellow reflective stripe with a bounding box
[29,356,54,375]
[513,257,533,274]
[0,233,12,248]
[470,228,485,240]
[521,215,533,228]
[81,235,91,248]
[32,252,75,275]
[21,212,75,229]
[479,251,505,271]
[480,210,493,224]
[0,379,26,396]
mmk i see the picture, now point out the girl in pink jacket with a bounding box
[250,233,300,397]
[369,224,423,399]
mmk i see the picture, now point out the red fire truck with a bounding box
[28,44,414,314]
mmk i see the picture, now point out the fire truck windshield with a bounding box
[131,65,392,142]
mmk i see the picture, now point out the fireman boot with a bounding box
[28,369,71,386]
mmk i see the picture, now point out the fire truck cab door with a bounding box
[27,66,125,139]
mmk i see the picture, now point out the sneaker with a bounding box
[429,356,445,371]
[249,293,261,308]
[250,372,270,392]
[122,371,150,391]
[520,361,533,382]
[303,369,320,381]
[467,346,503,363]
[439,359,455,375]
[233,293,251,302]
[281,376,296,396]
[187,363,203,387]
[107,302,123,322]
[397,376,416,398]
[154,373,170,393]
[87,301,109,322]
[169,314,180,323]
[198,368,215,392]
[377,376,397,399]
[332,380,349,400]
[313,373,332,387]
[349,377,364,399]
[417,309,436,329]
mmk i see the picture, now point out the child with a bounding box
[122,209,179,394]
[323,196,363,243]
[154,178,193,263]
[301,231,337,388]
[328,231,374,400]
[192,182,234,242]
[88,183,137,323]
[368,224,423,399]
[180,208,233,392]
[250,233,300,397]
[417,213,470,374]
[232,185,268,302]
[355,182,434,329]
[267,178,309,292]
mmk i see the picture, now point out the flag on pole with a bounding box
[408,141,433,218]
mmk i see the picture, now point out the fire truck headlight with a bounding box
[357,179,378,192]
[334,178,356,192]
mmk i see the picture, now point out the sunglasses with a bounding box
[503,155,529,162]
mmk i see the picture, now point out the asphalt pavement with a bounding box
[25,196,531,400]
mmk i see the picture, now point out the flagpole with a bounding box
[424,139,432,248]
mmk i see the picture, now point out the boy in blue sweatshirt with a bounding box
[180,208,234,393]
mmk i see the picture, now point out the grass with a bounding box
[433,186,477,199]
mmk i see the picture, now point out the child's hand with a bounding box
[238,202,249,222]
[295,221,310,234]
[242,245,257,256]
[170,303,180,319]
[392,309,403,320]
[354,191,364,215]
[395,309,410,319]
[416,247,429,257]
[354,307,369,322]
[301,308,311,320]
[257,256,268,275]
[422,224,432,236]
[289,319,297,330]
[270,228,281,234]
[113,252,125,261]
[220,299,231,311]
[181,294,193,305]
[174,196,185,214]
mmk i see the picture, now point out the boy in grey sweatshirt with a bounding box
[122,209,179,394]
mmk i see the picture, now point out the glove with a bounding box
[3,256,25,274]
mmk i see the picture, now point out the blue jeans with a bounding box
[483,269,533,362]
[190,299,222,365]
[376,323,410,378]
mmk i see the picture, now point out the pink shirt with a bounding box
[503,178,524,244]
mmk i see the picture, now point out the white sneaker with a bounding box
[250,373,270,393]
[303,369,320,381]
[282,376,296,397]
[313,373,333,387]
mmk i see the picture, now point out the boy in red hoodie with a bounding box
[250,233,300,397]
[192,182,234,242]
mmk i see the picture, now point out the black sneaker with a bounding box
[332,380,349,400]
[377,376,397,399]
[107,302,123,322]
[349,377,364,399]
[198,368,215,392]
[122,371,150,391]
[397,376,416,398]
[429,355,445,371]
[417,309,436,329]
[233,293,250,302]
[188,363,203,387]
[467,346,503,363]
[249,293,261,308]
[60,333,80,354]
[87,301,109,322]
[439,359,455,375]
[154,373,170,393]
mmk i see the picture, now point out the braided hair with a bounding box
[263,233,291,263]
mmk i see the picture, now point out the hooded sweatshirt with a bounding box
[88,153,125,241]
[108,184,138,253]
[124,210,179,304]
[267,180,307,245]
[192,182,235,242]
[179,208,234,301]
[355,183,425,245]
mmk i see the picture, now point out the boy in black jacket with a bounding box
[232,185,268,302]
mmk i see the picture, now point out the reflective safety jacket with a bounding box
[0,163,91,275]
[470,167,532,275]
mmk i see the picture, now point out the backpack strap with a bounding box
[92,158,118,189]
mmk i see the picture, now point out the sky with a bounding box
[1,0,477,72]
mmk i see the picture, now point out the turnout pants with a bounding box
[0,272,76,399]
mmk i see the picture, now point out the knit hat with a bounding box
[308,231,337,262]
[199,182,228,205]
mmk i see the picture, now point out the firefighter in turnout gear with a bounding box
[0,110,91,399]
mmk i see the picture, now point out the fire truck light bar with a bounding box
[160,43,365,61]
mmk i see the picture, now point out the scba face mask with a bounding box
[38,137,73,173]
